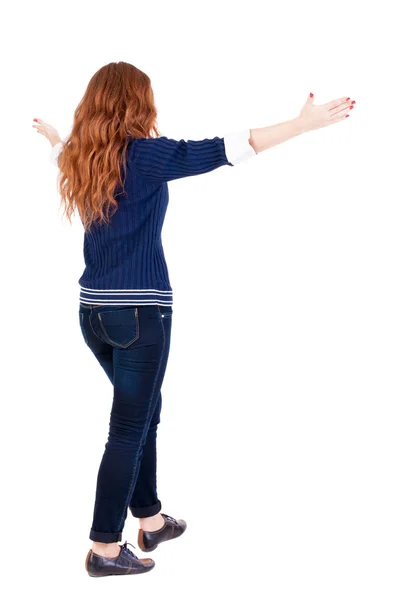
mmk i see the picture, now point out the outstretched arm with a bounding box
[248,92,355,153]
[129,93,354,183]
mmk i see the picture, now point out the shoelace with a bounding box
[161,512,178,525]
[120,540,139,560]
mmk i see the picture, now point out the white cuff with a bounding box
[49,140,64,166]
[223,129,257,165]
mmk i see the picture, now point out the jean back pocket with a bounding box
[96,307,139,349]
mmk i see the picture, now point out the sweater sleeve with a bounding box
[130,129,256,183]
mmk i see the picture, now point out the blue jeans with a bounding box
[78,302,173,543]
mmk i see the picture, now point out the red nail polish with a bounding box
[350,105,354,109]
[351,100,356,104]
[345,114,350,118]
[33,118,38,122]
[346,97,350,101]
[310,93,314,98]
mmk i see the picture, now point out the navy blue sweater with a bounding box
[50,130,256,306]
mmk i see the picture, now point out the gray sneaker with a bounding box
[85,541,155,577]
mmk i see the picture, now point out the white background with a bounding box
[2,0,396,598]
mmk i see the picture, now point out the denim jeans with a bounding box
[78,302,173,543]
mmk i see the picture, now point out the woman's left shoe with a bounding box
[137,513,187,552]
[85,541,155,577]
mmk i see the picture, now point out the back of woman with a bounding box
[33,60,355,577]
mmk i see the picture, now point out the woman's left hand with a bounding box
[32,118,62,147]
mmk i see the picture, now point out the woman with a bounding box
[33,61,355,578]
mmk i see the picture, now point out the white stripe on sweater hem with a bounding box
[79,300,173,305]
[80,286,172,294]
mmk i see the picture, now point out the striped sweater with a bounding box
[50,130,257,306]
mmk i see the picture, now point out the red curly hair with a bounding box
[57,62,161,233]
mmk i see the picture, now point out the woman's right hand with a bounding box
[32,118,62,147]
[298,93,355,132]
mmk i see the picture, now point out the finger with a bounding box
[332,103,353,116]
[330,105,352,120]
[324,97,352,110]
[32,124,45,135]
[328,101,352,114]
[33,118,50,129]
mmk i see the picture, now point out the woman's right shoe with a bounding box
[85,540,155,577]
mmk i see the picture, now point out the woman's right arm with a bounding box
[248,93,354,154]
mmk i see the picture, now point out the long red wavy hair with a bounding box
[57,62,161,234]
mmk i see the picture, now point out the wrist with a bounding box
[293,116,310,135]
[49,136,62,148]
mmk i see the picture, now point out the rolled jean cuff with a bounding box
[129,499,162,518]
[89,529,123,543]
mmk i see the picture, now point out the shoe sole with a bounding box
[88,570,153,577]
